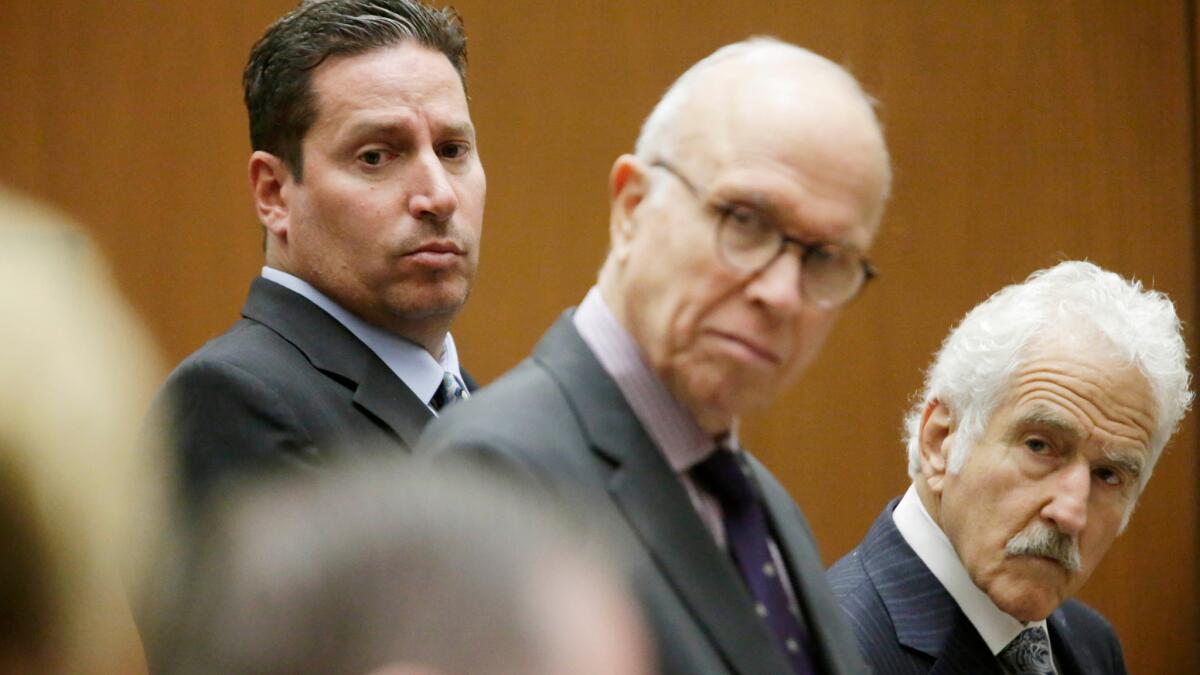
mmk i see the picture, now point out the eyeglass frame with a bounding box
[649,159,878,308]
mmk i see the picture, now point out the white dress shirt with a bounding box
[261,267,465,412]
[893,485,1056,659]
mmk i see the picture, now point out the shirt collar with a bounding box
[572,286,726,472]
[892,485,1051,655]
[261,267,461,407]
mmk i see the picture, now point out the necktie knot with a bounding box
[999,625,1056,675]
[430,371,468,411]
[690,448,757,512]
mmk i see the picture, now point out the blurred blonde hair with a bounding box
[0,187,167,674]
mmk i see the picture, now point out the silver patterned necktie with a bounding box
[430,371,469,411]
[999,625,1057,675]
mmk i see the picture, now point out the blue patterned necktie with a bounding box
[430,371,469,411]
[999,626,1057,675]
[691,448,816,675]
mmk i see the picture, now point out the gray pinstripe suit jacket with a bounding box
[826,500,1128,675]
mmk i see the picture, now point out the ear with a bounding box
[919,398,955,495]
[607,154,649,263]
[248,150,293,242]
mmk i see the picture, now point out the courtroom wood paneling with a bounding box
[1,2,1194,672]
[1192,0,1200,653]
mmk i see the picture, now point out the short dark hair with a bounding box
[243,0,468,180]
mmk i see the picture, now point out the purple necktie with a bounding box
[691,448,816,675]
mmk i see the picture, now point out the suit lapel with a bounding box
[352,362,434,449]
[927,617,1005,675]
[242,277,433,448]
[859,503,1004,675]
[531,314,793,674]
[1047,608,1100,675]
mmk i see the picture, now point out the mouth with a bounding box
[1014,553,1071,570]
[707,330,782,366]
[403,241,465,269]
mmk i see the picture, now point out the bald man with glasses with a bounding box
[420,37,891,675]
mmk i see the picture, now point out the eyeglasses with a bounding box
[651,160,877,309]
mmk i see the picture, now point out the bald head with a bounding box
[598,38,893,432]
[635,37,891,216]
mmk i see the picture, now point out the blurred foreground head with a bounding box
[0,188,166,674]
[154,458,654,675]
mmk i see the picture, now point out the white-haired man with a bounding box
[422,37,891,674]
[827,261,1193,675]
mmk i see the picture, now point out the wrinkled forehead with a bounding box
[1007,336,1159,448]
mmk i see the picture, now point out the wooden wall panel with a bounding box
[1,1,1194,671]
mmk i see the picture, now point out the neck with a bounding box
[596,266,624,326]
[914,478,942,528]
[382,319,448,360]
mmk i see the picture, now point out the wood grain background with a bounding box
[2,1,1195,671]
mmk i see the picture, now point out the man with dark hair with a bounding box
[153,0,485,512]
[243,0,468,181]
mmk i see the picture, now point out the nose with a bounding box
[1041,461,1090,537]
[406,150,458,223]
[744,247,804,317]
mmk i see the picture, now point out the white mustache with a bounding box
[1005,525,1082,572]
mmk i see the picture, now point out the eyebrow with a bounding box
[1013,407,1083,440]
[1016,406,1147,477]
[342,119,476,142]
[437,121,476,139]
[1103,448,1145,479]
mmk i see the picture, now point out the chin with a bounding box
[990,581,1062,622]
[728,368,781,408]
[705,386,777,430]
[385,283,469,319]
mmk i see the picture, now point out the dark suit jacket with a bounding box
[152,277,472,512]
[419,313,868,675]
[826,500,1127,674]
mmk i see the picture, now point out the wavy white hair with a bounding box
[903,261,1193,495]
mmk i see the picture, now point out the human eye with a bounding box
[805,245,835,262]
[1023,437,1053,455]
[1094,453,1142,490]
[1093,465,1124,487]
[438,141,471,160]
[357,147,396,167]
[719,204,772,237]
